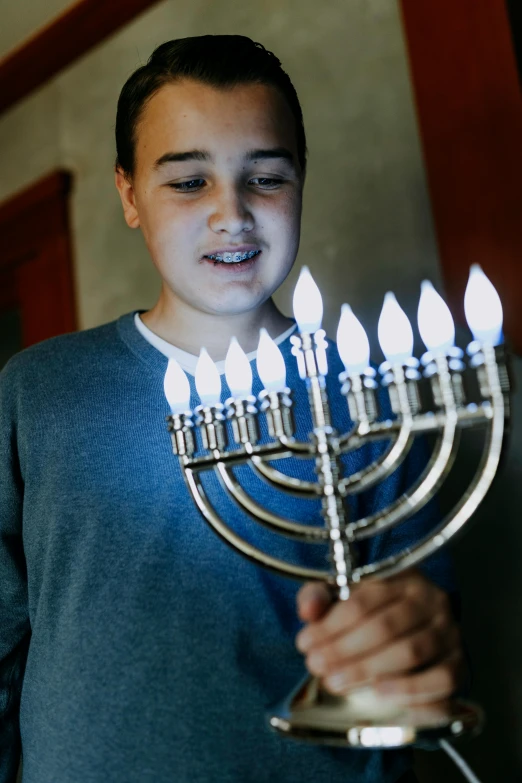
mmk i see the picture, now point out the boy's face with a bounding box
[116,79,304,319]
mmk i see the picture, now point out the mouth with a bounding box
[203,249,262,266]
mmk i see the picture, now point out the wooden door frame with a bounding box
[399,0,522,354]
[0,0,162,115]
[0,170,78,347]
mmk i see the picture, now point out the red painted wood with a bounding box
[0,0,162,115]
[399,0,522,354]
[0,271,17,311]
[0,171,77,347]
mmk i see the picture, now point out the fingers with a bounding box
[296,571,448,654]
[318,621,460,696]
[295,571,464,704]
[296,576,413,652]
[296,582,334,623]
[303,597,438,675]
[374,649,465,705]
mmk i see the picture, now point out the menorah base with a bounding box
[268,675,483,748]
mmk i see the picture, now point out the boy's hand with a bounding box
[295,570,464,705]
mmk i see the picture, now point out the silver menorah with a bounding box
[163,265,511,749]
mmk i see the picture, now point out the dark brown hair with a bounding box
[115,35,307,177]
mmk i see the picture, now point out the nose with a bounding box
[208,183,254,236]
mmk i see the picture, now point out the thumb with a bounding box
[297,581,334,623]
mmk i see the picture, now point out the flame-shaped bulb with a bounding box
[195,348,222,406]
[225,337,253,398]
[464,264,503,345]
[292,266,323,333]
[163,357,191,414]
[257,328,286,392]
[417,280,455,352]
[377,292,414,364]
[336,304,370,375]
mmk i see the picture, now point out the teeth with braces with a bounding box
[206,250,261,263]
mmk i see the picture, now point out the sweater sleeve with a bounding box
[0,359,31,782]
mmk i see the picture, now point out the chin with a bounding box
[210,302,264,317]
[200,289,268,315]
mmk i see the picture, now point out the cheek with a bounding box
[139,199,194,256]
[260,193,302,241]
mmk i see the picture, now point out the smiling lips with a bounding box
[203,249,262,264]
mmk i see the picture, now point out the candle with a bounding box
[292,267,323,334]
[163,357,190,414]
[256,328,287,392]
[195,348,222,406]
[336,304,370,375]
[417,280,455,353]
[225,337,253,399]
[377,292,414,364]
[464,265,503,345]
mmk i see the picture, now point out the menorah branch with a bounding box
[351,427,461,540]
[183,466,330,582]
[353,389,505,582]
[249,457,319,496]
[216,463,328,542]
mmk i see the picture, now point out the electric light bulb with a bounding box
[464,264,503,345]
[336,304,370,375]
[225,337,253,398]
[195,348,222,406]
[163,357,191,414]
[292,266,323,333]
[417,280,455,352]
[256,328,286,392]
[377,292,414,364]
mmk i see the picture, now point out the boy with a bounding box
[0,35,463,782]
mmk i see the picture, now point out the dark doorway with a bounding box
[0,170,78,369]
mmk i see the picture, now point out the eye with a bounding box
[250,177,284,190]
[168,179,205,192]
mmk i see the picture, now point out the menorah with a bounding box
[163,265,511,750]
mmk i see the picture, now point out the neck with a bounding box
[140,295,293,360]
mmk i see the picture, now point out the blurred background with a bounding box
[0,1,521,780]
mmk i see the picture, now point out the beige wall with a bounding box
[0,0,73,59]
[0,0,440,343]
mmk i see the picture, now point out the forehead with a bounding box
[135,79,298,166]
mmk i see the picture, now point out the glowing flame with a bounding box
[256,328,286,392]
[163,357,191,414]
[292,267,323,333]
[225,337,253,398]
[336,304,370,375]
[195,348,222,406]
[417,280,455,352]
[377,292,413,364]
[464,264,503,345]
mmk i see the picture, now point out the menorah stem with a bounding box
[314,427,355,601]
[308,374,331,429]
[307,372,355,601]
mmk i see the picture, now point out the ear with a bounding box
[114,167,140,228]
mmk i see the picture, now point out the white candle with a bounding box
[336,304,370,375]
[163,357,191,414]
[417,280,455,353]
[256,328,287,392]
[225,337,253,398]
[377,292,414,364]
[292,267,323,334]
[464,264,503,345]
[195,348,222,406]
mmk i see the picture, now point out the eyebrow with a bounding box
[245,148,295,165]
[153,147,296,169]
